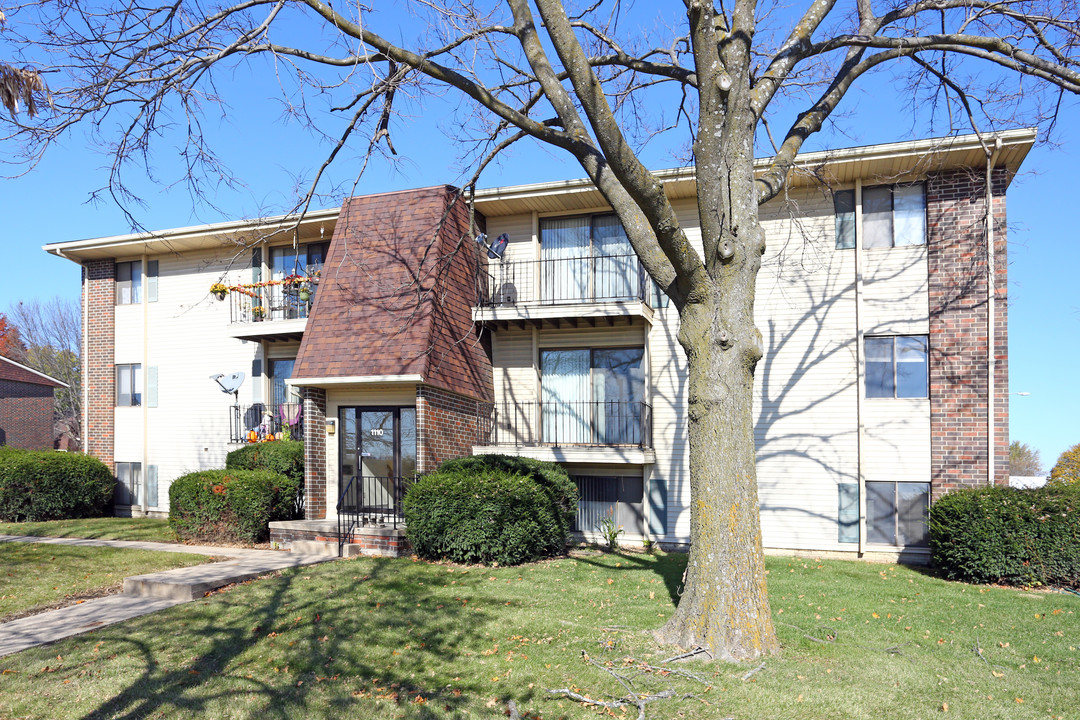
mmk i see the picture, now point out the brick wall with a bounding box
[0,380,56,450]
[84,259,116,468]
[303,386,327,518]
[927,168,1009,499]
[416,384,490,473]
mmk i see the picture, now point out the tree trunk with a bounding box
[654,290,780,662]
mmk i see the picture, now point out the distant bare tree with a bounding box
[8,298,81,449]
[1009,441,1043,476]
[4,0,1080,660]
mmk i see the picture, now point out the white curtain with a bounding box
[592,215,637,301]
[893,184,926,246]
[540,217,590,303]
[541,350,590,443]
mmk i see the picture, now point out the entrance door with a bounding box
[339,407,416,518]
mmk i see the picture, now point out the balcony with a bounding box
[228,402,304,443]
[227,283,314,341]
[473,254,654,328]
[474,400,654,464]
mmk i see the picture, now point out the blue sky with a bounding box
[1,7,1077,473]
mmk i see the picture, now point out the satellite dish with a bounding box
[210,371,246,395]
[488,233,509,259]
[474,232,509,260]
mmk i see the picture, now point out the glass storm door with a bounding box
[340,407,417,482]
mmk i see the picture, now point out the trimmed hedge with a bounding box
[929,485,1080,587]
[403,455,578,566]
[226,441,304,485]
[226,440,304,517]
[0,449,115,522]
[169,469,301,544]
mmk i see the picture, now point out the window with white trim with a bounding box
[866,481,929,546]
[116,363,143,406]
[116,261,142,304]
[865,336,928,398]
[863,183,926,248]
[114,461,142,506]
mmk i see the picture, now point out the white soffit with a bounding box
[473,129,1037,217]
[44,207,342,263]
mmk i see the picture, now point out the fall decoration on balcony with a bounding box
[226,272,319,298]
[210,282,229,300]
[251,305,267,319]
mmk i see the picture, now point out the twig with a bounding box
[546,688,675,720]
[661,647,710,663]
[742,661,766,681]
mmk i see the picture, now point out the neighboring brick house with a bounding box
[0,355,68,450]
[44,130,1029,559]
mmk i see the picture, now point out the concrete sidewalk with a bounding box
[0,534,335,657]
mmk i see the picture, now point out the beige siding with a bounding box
[137,247,262,510]
[753,189,860,552]
[862,246,929,334]
[862,399,930,485]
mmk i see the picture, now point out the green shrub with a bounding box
[929,485,1080,586]
[0,449,115,522]
[403,455,577,566]
[226,440,304,517]
[169,469,301,544]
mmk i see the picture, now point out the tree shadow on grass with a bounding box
[58,556,499,719]
[569,548,688,606]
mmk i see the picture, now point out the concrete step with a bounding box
[290,540,366,557]
[123,554,332,601]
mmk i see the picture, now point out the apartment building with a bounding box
[45,130,1029,559]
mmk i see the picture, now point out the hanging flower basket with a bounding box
[298,288,311,302]
[210,283,229,300]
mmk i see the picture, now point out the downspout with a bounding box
[142,255,150,513]
[986,138,1003,487]
[854,179,867,556]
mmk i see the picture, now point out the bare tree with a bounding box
[1009,441,1043,476]
[7,298,82,449]
[4,0,1080,660]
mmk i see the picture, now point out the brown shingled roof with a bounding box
[293,186,492,402]
[0,355,67,388]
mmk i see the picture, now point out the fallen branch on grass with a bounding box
[741,661,766,681]
[546,688,676,720]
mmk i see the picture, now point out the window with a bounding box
[863,183,925,248]
[866,481,929,546]
[116,363,143,406]
[573,475,645,536]
[114,462,142,506]
[834,190,856,249]
[865,336,927,398]
[540,347,646,444]
[270,242,329,319]
[116,261,143,304]
[834,184,925,249]
[539,214,644,304]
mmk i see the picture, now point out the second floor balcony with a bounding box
[474,254,655,326]
[227,282,314,341]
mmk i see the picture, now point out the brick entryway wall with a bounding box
[84,259,116,468]
[927,168,1009,500]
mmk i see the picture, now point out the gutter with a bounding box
[986,137,1003,486]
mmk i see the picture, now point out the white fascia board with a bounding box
[0,355,70,388]
[286,374,424,387]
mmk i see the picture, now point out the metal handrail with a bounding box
[335,475,414,556]
[229,402,304,443]
[481,401,652,448]
[480,254,648,307]
[229,283,315,324]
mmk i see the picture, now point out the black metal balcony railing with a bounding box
[482,401,652,448]
[337,475,414,555]
[228,402,304,443]
[480,254,648,307]
[229,283,315,324]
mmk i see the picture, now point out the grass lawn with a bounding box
[0,551,1075,719]
[0,517,177,543]
[0,543,210,622]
